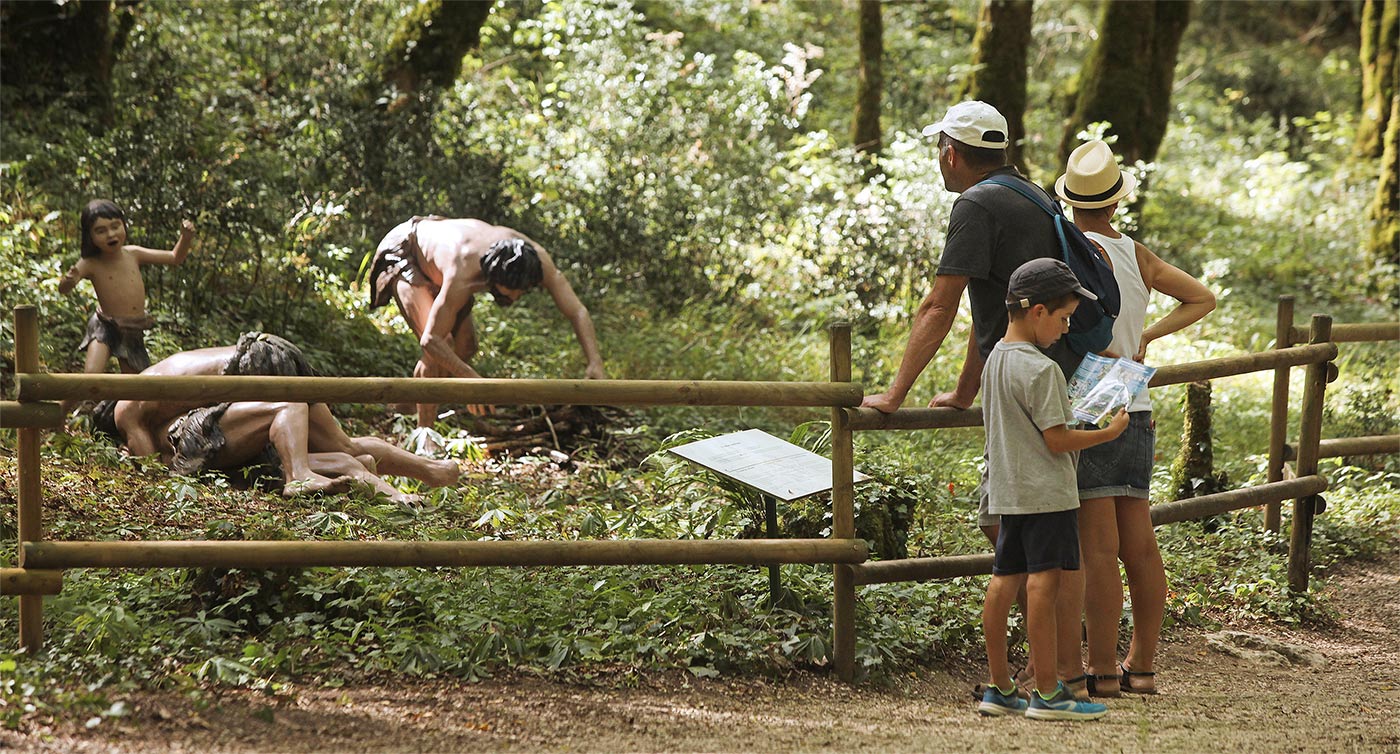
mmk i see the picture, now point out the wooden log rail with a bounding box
[1283,435,1400,461]
[21,539,868,570]
[0,401,64,429]
[0,569,62,596]
[1290,322,1399,345]
[841,342,1338,432]
[16,374,862,409]
[850,475,1328,586]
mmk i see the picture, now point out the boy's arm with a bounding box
[1041,409,1129,453]
[57,262,85,295]
[131,219,195,266]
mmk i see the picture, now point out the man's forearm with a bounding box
[885,303,956,399]
[951,333,985,401]
[571,311,604,371]
[421,335,480,379]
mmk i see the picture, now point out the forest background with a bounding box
[0,0,1397,729]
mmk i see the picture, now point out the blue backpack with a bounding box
[983,175,1121,355]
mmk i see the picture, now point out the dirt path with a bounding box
[6,550,1398,754]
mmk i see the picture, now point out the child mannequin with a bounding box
[59,199,195,365]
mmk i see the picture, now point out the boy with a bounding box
[58,199,194,375]
[977,258,1128,721]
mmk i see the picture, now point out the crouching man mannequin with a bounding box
[366,217,606,428]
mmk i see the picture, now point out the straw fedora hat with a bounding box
[1055,140,1137,209]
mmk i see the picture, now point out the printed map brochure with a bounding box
[1067,353,1157,424]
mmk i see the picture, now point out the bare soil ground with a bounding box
[5,550,1397,754]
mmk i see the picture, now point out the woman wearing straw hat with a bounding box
[1057,140,1216,696]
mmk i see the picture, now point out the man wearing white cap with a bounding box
[863,100,1079,422]
[862,100,1086,699]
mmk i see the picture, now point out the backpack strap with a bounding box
[981,175,1063,218]
[984,174,1112,268]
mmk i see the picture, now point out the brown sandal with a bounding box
[1119,662,1157,695]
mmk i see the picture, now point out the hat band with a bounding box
[1064,175,1123,203]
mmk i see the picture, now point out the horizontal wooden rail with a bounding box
[841,344,1338,433]
[1291,322,1398,345]
[21,538,869,570]
[0,569,63,595]
[0,401,63,429]
[848,476,1326,586]
[1284,434,1400,461]
[841,406,984,432]
[16,374,862,408]
[1149,343,1336,388]
[850,554,992,586]
[1149,475,1327,525]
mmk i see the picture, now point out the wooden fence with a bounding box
[2,301,1394,683]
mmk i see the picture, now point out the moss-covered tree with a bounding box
[372,0,494,112]
[1370,92,1400,267]
[358,1,494,221]
[956,0,1033,174]
[852,0,883,158]
[1058,0,1191,165]
[1357,0,1398,158]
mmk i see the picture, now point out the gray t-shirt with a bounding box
[982,340,1079,515]
[936,167,1080,378]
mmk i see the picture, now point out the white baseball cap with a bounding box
[921,101,1010,149]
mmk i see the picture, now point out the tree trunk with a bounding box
[1059,0,1192,165]
[1,0,115,128]
[957,0,1033,174]
[374,0,494,112]
[1357,0,1398,158]
[852,0,884,159]
[358,1,494,215]
[1370,92,1400,267]
[1170,381,1229,530]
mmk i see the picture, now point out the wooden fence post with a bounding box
[14,306,45,651]
[1287,314,1332,594]
[1265,295,1295,534]
[829,323,856,683]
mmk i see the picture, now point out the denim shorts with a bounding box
[1077,411,1154,500]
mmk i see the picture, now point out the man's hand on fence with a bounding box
[929,391,973,410]
[860,391,904,414]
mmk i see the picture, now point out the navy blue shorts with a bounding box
[992,508,1081,575]
[1078,411,1154,500]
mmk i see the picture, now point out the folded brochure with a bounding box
[1067,353,1156,424]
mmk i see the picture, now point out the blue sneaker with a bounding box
[977,683,1029,717]
[1026,682,1108,721]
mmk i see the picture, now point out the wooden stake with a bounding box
[1288,315,1332,594]
[14,306,44,652]
[1265,296,1294,534]
[829,323,857,683]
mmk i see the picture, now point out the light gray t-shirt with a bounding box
[982,340,1079,515]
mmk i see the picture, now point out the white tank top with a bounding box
[1087,231,1152,412]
